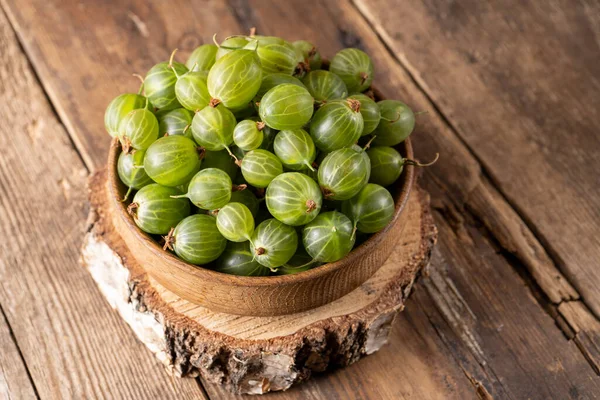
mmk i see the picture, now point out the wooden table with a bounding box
[0,1,598,398]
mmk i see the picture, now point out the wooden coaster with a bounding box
[81,171,437,395]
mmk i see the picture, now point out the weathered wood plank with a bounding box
[4,0,600,398]
[352,0,600,317]
[0,6,207,399]
[0,308,37,400]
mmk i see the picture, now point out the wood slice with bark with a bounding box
[80,170,436,394]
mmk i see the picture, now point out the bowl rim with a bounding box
[108,130,414,289]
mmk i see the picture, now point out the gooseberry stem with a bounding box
[120,136,133,155]
[362,135,377,151]
[168,48,178,69]
[305,161,316,172]
[232,184,247,192]
[162,227,175,251]
[133,74,145,95]
[306,199,317,213]
[359,71,369,86]
[196,146,206,160]
[347,98,361,113]
[224,145,240,164]
[403,152,439,167]
[121,186,133,202]
[127,202,139,216]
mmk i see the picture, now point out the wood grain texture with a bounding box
[3,0,600,397]
[0,6,207,400]
[353,0,600,317]
[83,172,437,394]
[0,308,37,400]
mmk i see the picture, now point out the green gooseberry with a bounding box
[216,202,255,242]
[174,168,234,210]
[259,84,314,130]
[265,172,322,226]
[303,211,355,262]
[104,93,150,137]
[208,49,262,109]
[273,129,316,171]
[213,241,270,276]
[233,119,265,151]
[191,103,237,153]
[372,100,415,146]
[230,189,260,217]
[318,146,370,200]
[341,183,395,233]
[240,149,283,188]
[216,36,251,60]
[367,147,438,186]
[174,71,210,111]
[117,150,153,200]
[302,70,348,103]
[200,150,238,180]
[292,40,322,71]
[144,135,202,187]
[186,44,218,72]
[251,219,298,269]
[348,94,381,136]
[245,37,299,75]
[367,146,403,186]
[144,54,188,111]
[128,184,190,235]
[329,48,374,93]
[256,73,305,98]
[157,108,193,138]
[165,214,226,265]
[117,108,159,152]
[309,99,364,152]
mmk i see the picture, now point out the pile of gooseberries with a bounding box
[106,32,435,276]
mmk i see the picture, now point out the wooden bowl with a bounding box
[106,133,414,317]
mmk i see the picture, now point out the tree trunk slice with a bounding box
[81,170,437,395]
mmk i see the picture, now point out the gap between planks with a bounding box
[0,303,39,399]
